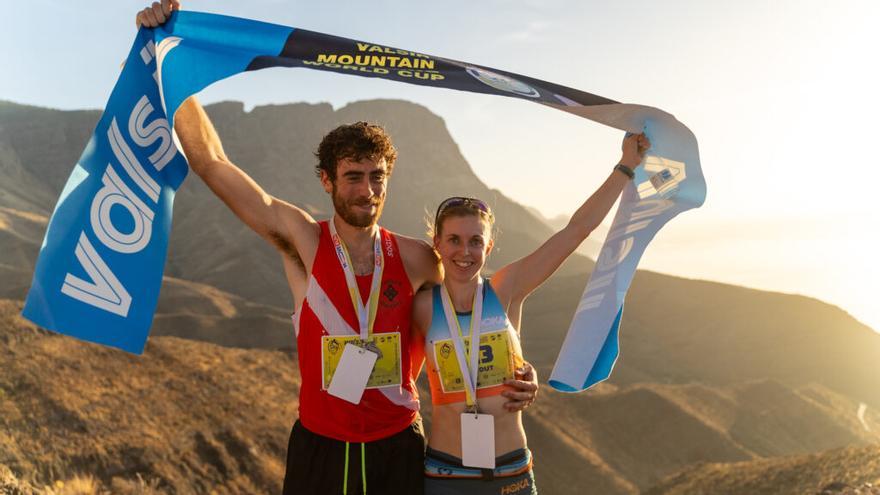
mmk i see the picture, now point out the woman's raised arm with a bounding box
[492,133,650,306]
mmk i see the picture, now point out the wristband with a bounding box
[614,163,635,179]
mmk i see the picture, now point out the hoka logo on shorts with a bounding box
[500,477,530,494]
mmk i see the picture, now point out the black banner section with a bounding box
[247,29,618,108]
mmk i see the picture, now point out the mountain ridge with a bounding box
[2,298,877,493]
[2,99,878,492]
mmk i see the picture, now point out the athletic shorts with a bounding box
[424,446,537,495]
[282,419,426,495]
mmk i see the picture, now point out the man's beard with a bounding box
[331,188,384,228]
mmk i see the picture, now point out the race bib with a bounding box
[433,330,514,393]
[322,333,401,389]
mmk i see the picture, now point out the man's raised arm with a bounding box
[137,2,319,262]
[173,97,318,247]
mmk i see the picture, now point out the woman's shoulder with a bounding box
[412,286,436,335]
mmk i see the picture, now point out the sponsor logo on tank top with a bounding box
[381,279,402,308]
[384,235,395,258]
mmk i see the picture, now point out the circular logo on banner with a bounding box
[465,66,541,98]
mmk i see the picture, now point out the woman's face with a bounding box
[433,214,493,283]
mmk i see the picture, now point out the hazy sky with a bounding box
[3,0,879,332]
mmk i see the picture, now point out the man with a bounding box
[136,2,538,494]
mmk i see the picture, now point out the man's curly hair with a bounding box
[314,122,398,181]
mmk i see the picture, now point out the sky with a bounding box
[3,0,879,333]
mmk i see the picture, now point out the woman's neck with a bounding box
[443,276,480,313]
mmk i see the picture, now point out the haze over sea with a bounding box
[4,0,877,332]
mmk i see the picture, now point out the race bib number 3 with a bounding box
[433,330,514,393]
[322,333,402,389]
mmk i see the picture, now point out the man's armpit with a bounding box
[268,230,304,268]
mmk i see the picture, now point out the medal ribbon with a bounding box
[439,277,484,410]
[329,217,384,340]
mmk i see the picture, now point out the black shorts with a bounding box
[282,419,426,495]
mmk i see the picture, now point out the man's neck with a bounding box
[333,215,379,257]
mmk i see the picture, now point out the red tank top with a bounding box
[294,221,420,442]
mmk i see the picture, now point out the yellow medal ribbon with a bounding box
[329,216,384,340]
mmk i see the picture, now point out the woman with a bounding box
[414,133,650,494]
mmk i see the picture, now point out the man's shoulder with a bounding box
[390,232,436,259]
[388,231,426,246]
[382,229,441,286]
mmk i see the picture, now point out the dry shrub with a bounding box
[52,474,102,495]
[109,474,164,495]
[1,463,38,494]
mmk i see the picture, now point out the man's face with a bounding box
[321,157,389,228]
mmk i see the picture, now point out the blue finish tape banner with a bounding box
[22,12,705,391]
